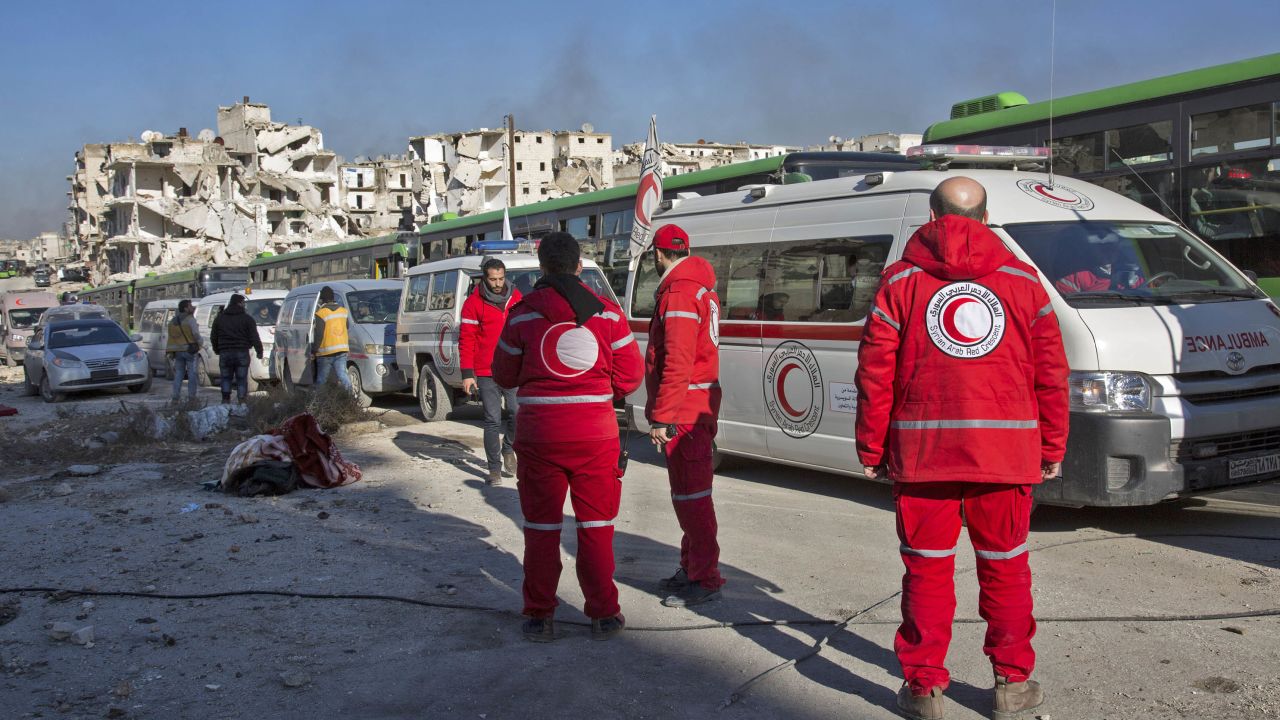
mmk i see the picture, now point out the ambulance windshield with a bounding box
[1002,221,1264,307]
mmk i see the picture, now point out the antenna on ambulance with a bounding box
[1047,0,1057,187]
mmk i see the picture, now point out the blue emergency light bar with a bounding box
[473,239,536,254]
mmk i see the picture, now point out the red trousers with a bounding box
[894,482,1036,693]
[664,423,723,589]
[515,439,621,620]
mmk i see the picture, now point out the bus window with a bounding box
[1051,131,1105,175]
[1105,121,1172,168]
[1185,157,1280,285]
[1191,103,1273,157]
[563,215,597,239]
[602,210,633,237]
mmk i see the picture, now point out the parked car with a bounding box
[193,289,287,392]
[396,252,616,421]
[136,298,196,378]
[0,290,58,365]
[275,280,408,406]
[23,318,151,402]
[32,270,51,288]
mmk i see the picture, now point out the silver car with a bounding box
[23,318,152,402]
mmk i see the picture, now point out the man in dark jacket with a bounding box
[855,177,1069,720]
[211,293,264,404]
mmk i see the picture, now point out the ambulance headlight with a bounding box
[1069,372,1152,412]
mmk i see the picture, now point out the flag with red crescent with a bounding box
[629,115,663,256]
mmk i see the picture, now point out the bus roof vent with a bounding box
[949,92,1029,119]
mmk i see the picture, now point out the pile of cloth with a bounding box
[220,412,362,496]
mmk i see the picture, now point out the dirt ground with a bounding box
[3,379,1280,719]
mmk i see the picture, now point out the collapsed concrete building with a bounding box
[612,140,800,185]
[69,99,358,282]
[808,132,924,154]
[340,156,416,235]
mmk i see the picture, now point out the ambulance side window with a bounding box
[762,236,893,323]
[702,245,765,321]
[404,275,431,314]
[429,271,458,310]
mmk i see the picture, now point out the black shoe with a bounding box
[486,470,503,487]
[590,613,625,641]
[661,583,722,608]
[522,617,555,642]
[502,449,517,478]
[658,567,690,592]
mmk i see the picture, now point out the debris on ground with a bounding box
[51,482,74,497]
[279,671,311,688]
[66,465,101,476]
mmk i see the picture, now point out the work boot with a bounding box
[992,676,1043,720]
[658,567,690,592]
[521,617,555,643]
[486,470,503,487]
[502,449,517,478]
[896,683,945,720]
[591,613,625,641]
[661,582,721,608]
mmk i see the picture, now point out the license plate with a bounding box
[90,370,118,380]
[1228,453,1280,480]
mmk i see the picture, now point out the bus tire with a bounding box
[347,364,372,408]
[417,363,453,422]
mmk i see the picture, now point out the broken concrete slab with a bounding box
[67,465,102,477]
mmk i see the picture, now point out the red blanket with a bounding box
[270,413,361,488]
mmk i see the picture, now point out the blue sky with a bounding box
[2,0,1277,239]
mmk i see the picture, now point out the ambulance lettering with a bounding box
[1183,331,1270,353]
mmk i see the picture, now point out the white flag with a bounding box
[501,206,514,241]
[629,115,663,256]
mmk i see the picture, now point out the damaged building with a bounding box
[612,140,800,184]
[340,156,417,234]
[70,99,359,282]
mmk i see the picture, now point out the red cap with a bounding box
[653,224,690,251]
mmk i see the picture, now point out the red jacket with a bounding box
[854,215,1069,484]
[492,282,643,444]
[459,285,522,378]
[644,256,722,426]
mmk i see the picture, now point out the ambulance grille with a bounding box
[1170,427,1280,462]
[1174,363,1280,381]
[1183,385,1280,405]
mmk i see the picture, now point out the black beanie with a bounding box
[230,293,246,306]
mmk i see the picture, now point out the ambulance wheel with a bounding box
[347,364,372,408]
[418,363,453,422]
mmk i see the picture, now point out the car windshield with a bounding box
[1001,221,1264,307]
[47,323,129,348]
[346,290,402,324]
[9,308,48,328]
[477,268,619,304]
[246,299,283,326]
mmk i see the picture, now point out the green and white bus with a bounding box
[924,52,1280,296]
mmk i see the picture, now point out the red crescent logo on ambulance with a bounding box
[926,282,1006,359]
[1016,178,1095,210]
[436,318,455,369]
[14,298,25,306]
[763,341,823,438]
[539,322,599,378]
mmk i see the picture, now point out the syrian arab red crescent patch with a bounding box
[925,282,1006,358]
[539,322,599,378]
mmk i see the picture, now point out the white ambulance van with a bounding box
[396,247,617,421]
[624,146,1280,507]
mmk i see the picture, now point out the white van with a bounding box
[397,252,617,421]
[624,147,1280,507]
[194,289,287,391]
[1,290,58,365]
[136,298,195,377]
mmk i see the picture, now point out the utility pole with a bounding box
[506,113,517,207]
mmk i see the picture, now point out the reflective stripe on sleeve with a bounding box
[610,334,635,350]
[596,311,621,321]
[576,520,614,529]
[518,394,614,405]
[998,265,1040,284]
[891,419,1038,430]
[900,545,957,558]
[1059,278,1080,292]
[508,312,544,325]
[871,306,900,331]
[672,489,712,501]
[887,266,922,285]
[1032,302,1054,325]
[688,382,719,390]
[523,521,563,531]
[460,318,480,325]
[696,287,710,300]
[497,338,522,355]
[663,310,700,322]
[975,543,1028,560]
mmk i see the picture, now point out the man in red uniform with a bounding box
[644,223,725,608]
[460,256,523,485]
[492,232,643,642]
[855,177,1069,720]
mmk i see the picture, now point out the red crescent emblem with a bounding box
[942,297,981,343]
[14,298,25,306]
[437,323,453,363]
[634,174,660,229]
[540,322,598,378]
[775,362,807,419]
[1034,184,1077,204]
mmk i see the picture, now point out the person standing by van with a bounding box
[311,286,352,392]
[460,257,523,485]
[492,232,643,642]
[211,293,263,404]
[854,177,1069,720]
[645,224,725,609]
[166,299,201,403]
